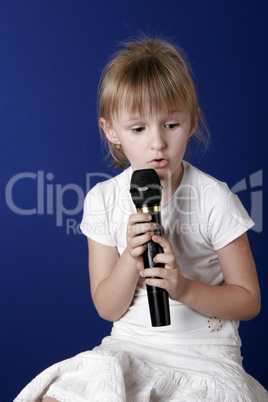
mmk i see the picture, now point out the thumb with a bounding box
[136,260,144,271]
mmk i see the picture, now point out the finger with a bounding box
[145,277,168,290]
[128,214,156,236]
[136,260,144,271]
[128,232,154,259]
[128,231,153,249]
[140,267,167,279]
[129,213,152,226]
[153,252,177,268]
[132,222,157,236]
[130,245,146,259]
[152,234,174,254]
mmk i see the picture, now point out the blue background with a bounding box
[1,1,267,400]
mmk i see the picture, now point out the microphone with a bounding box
[130,168,171,327]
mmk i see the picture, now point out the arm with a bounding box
[139,232,261,321]
[88,239,139,321]
[88,213,155,321]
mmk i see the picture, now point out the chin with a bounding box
[154,169,170,182]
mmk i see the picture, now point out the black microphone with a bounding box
[130,168,171,327]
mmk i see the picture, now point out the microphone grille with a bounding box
[130,169,162,208]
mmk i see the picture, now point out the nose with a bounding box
[149,127,167,150]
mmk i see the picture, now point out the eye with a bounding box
[131,126,145,133]
[164,123,179,130]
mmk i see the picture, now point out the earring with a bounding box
[115,144,121,150]
[187,138,190,143]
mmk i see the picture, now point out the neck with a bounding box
[161,163,184,205]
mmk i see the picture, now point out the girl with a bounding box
[15,37,267,401]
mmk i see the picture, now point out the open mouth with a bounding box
[150,158,169,168]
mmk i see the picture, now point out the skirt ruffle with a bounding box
[14,338,268,402]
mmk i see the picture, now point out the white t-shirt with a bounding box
[81,161,254,347]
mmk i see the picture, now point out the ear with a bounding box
[99,117,120,145]
[189,107,200,137]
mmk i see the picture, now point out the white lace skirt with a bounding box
[14,335,268,402]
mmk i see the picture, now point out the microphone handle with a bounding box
[142,210,171,327]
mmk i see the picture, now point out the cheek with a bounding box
[170,136,188,152]
[120,140,140,161]
[121,136,143,152]
[169,140,188,164]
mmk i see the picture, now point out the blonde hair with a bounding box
[98,37,209,169]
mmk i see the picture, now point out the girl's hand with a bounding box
[137,234,188,301]
[126,213,156,260]
[138,233,261,321]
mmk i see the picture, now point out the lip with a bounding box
[149,158,169,169]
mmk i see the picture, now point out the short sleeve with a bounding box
[207,182,254,250]
[80,184,116,247]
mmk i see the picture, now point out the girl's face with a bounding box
[100,106,198,196]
